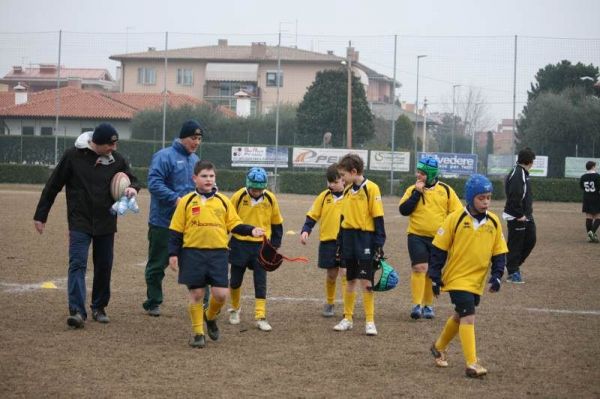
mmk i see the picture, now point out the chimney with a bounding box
[67,77,82,89]
[39,64,57,73]
[12,66,23,74]
[234,90,251,117]
[14,83,27,105]
[218,39,228,47]
[148,46,156,52]
[251,42,267,58]
[327,50,334,55]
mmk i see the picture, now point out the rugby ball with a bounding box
[110,172,130,201]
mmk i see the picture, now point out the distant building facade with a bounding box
[110,40,396,115]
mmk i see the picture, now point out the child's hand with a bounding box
[169,256,179,272]
[488,276,501,293]
[431,279,442,297]
[252,227,265,237]
[300,231,309,245]
[415,180,425,192]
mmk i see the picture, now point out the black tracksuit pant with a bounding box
[506,219,537,275]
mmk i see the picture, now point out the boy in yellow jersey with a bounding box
[227,167,284,332]
[168,161,265,348]
[333,154,386,336]
[428,174,508,378]
[300,163,347,317]
[399,157,462,320]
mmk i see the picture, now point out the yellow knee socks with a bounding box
[255,298,266,320]
[423,276,434,306]
[206,296,224,321]
[343,291,356,321]
[459,323,477,365]
[435,316,460,351]
[363,291,375,323]
[411,271,426,305]
[188,303,204,335]
[230,287,241,310]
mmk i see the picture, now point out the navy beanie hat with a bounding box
[179,119,204,139]
[92,123,118,145]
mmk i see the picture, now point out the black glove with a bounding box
[374,247,384,262]
[431,279,442,297]
[488,275,501,292]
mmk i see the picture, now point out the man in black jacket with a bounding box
[33,123,141,328]
[502,148,536,284]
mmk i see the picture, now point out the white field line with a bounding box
[2,277,599,316]
[524,307,600,316]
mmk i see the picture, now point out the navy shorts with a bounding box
[340,229,374,261]
[178,248,229,288]
[229,237,261,270]
[407,234,434,265]
[345,259,374,281]
[449,290,480,317]
[318,240,340,269]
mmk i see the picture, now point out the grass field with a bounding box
[0,184,599,398]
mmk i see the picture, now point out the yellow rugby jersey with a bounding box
[306,189,344,241]
[169,191,242,249]
[230,188,284,243]
[399,181,463,237]
[340,179,384,232]
[432,208,508,295]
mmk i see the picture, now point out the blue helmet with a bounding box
[465,174,493,207]
[417,156,439,185]
[246,167,268,190]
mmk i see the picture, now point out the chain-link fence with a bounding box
[0,31,598,178]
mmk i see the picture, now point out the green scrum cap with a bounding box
[373,259,399,292]
[417,156,439,185]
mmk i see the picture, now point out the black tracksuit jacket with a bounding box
[34,146,141,235]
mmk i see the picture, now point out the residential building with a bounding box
[494,119,514,154]
[109,40,396,115]
[0,64,118,92]
[0,86,224,139]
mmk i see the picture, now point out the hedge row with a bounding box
[1,163,583,203]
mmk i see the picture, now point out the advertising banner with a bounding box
[487,155,514,175]
[565,157,600,178]
[369,151,411,172]
[292,148,368,168]
[231,146,288,168]
[418,152,477,176]
[487,154,549,177]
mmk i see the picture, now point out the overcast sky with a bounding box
[1,0,599,128]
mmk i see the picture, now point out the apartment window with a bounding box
[22,126,34,135]
[177,68,194,86]
[266,71,283,87]
[137,67,156,85]
[41,127,53,136]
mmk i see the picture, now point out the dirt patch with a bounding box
[1,185,599,398]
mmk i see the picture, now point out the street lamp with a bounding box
[451,84,461,153]
[414,55,427,167]
[422,97,428,152]
[341,42,353,149]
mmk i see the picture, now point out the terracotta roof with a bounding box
[3,66,114,81]
[0,92,16,109]
[106,92,202,111]
[0,87,224,120]
[111,45,345,63]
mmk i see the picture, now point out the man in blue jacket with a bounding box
[142,120,203,316]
